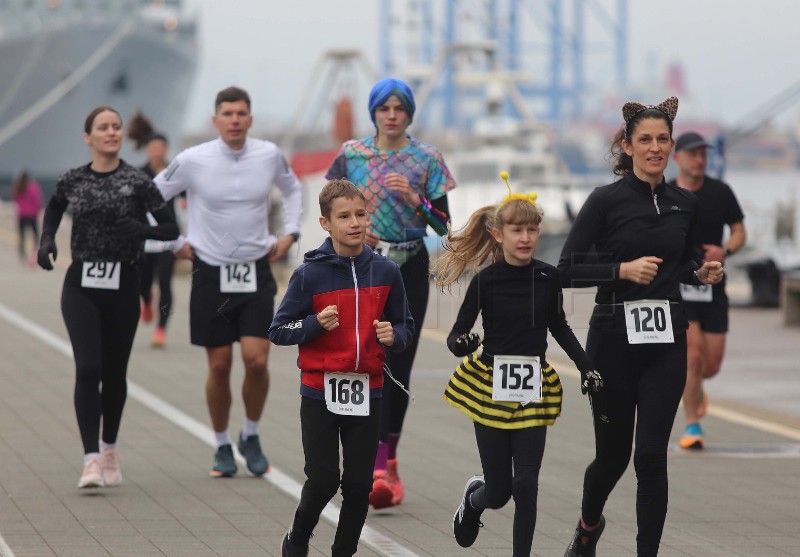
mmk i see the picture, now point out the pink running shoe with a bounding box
[101,448,122,486]
[386,458,405,505]
[78,457,103,489]
[370,470,394,509]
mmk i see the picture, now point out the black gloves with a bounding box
[113,217,148,241]
[452,332,481,357]
[37,236,58,270]
[580,370,604,395]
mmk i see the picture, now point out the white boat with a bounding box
[0,0,197,184]
[436,110,595,265]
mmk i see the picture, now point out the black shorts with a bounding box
[189,255,278,347]
[681,283,729,333]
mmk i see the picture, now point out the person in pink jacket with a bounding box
[12,170,42,264]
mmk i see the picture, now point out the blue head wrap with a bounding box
[368,78,416,126]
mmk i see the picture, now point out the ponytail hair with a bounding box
[433,198,542,290]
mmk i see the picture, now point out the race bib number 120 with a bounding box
[81,261,120,290]
[624,300,674,344]
[492,355,542,404]
[220,262,256,293]
[325,373,370,416]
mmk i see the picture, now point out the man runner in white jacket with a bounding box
[156,86,303,477]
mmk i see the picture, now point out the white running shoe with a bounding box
[78,457,104,489]
[101,448,122,487]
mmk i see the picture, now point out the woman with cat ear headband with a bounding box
[557,97,722,557]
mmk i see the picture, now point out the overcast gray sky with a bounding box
[181,1,800,135]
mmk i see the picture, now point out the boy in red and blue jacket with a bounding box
[269,179,413,557]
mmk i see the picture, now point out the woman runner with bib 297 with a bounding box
[435,175,603,557]
[37,106,179,489]
[557,97,723,557]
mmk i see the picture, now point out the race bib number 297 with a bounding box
[81,261,120,290]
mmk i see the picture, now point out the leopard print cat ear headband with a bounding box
[622,96,679,124]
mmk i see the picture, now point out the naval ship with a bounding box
[0,0,197,187]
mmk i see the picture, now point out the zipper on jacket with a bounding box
[349,257,360,370]
[652,192,660,215]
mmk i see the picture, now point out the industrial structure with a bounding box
[378,0,629,129]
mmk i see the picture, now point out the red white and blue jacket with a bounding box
[268,238,414,399]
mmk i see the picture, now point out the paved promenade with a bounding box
[0,204,799,556]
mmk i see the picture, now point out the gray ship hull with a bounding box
[0,19,196,183]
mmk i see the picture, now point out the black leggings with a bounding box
[290,397,381,557]
[470,423,547,557]
[61,263,140,454]
[18,217,38,257]
[380,245,429,440]
[139,251,176,328]
[581,329,687,557]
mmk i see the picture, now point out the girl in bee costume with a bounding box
[435,174,602,557]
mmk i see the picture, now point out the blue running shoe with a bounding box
[210,444,237,477]
[680,423,705,450]
[238,432,270,476]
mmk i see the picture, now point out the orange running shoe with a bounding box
[370,470,394,509]
[386,458,405,505]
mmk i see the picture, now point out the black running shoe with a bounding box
[210,444,237,477]
[238,432,270,476]
[453,475,485,547]
[564,515,605,557]
[281,531,309,557]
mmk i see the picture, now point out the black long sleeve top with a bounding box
[557,173,702,332]
[41,161,178,263]
[446,259,593,373]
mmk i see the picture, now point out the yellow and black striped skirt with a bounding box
[443,352,563,429]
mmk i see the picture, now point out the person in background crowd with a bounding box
[670,131,746,450]
[127,111,179,348]
[11,169,42,265]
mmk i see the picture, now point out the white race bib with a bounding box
[680,283,713,302]
[324,372,370,416]
[624,300,674,344]
[81,262,120,290]
[374,240,392,257]
[220,262,257,293]
[492,355,542,404]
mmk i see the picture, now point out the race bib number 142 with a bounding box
[220,262,257,293]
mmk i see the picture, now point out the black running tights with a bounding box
[291,397,381,557]
[471,422,547,557]
[581,329,687,557]
[139,251,176,328]
[61,263,139,454]
[380,245,429,441]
